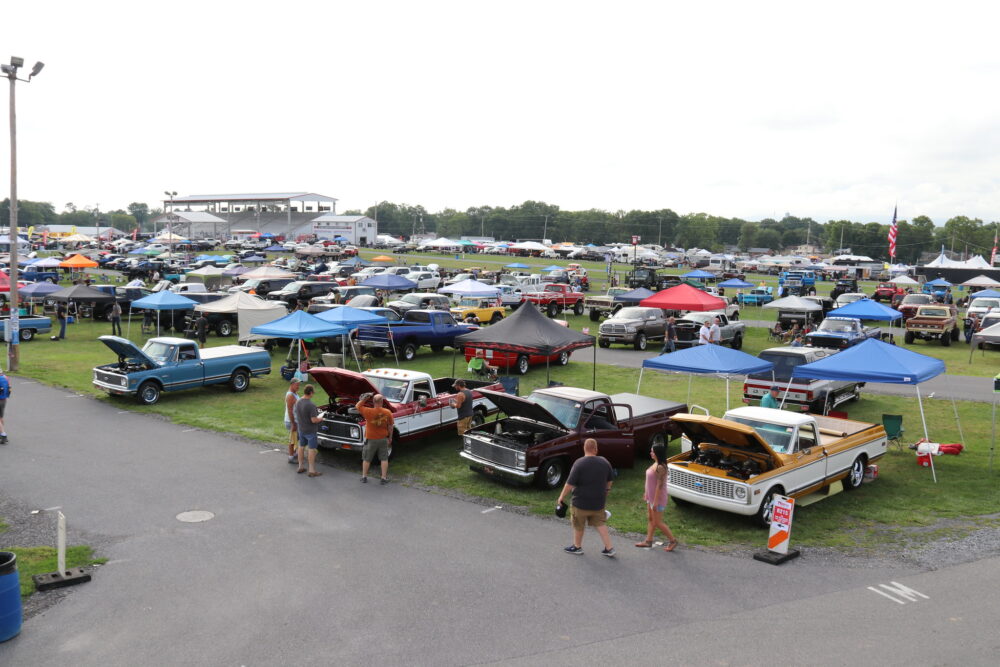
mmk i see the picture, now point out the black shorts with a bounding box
[0,399,7,419]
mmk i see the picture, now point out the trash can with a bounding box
[0,551,22,642]
[322,353,343,368]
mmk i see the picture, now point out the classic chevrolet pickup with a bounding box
[461,387,687,489]
[667,407,887,526]
[93,336,272,405]
[312,367,502,457]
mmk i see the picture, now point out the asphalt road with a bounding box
[1,378,998,665]
[591,320,996,404]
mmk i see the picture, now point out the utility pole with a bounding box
[657,216,663,247]
[542,215,549,243]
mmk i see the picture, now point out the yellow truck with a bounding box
[450,297,506,324]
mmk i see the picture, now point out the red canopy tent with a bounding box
[639,283,726,311]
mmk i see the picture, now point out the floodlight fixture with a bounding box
[30,61,44,77]
[9,56,24,68]
[0,65,12,75]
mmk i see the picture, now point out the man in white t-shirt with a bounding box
[698,320,712,345]
[709,317,722,344]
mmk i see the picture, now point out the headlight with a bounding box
[734,486,747,500]
[350,426,360,439]
[516,451,526,467]
[625,326,637,333]
[121,377,128,387]
[463,437,472,452]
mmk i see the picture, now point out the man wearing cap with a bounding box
[761,385,782,409]
[450,379,475,435]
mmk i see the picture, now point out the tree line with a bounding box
[0,200,158,237]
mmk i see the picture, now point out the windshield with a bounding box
[838,294,863,304]
[457,298,481,307]
[917,307,950,318]
[282,282,307,292]
[544,285,563,292]
[401,294,424,304]
[750,351,809,381]
[902,294,931,305]
[971,299,1000,310]
[242,279,260,289]
[727,417,794,453]
[818,320,855,333]
[141,341,175,364]
[531,393,582,429]
[615,307,647,319]
[366,377,409,403]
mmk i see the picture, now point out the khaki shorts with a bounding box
[362,438,389,463]
[571,507,606,530]
[457,416,472,435]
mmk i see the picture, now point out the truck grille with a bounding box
[319,420,361,441]
[466,438,519,468]
[668,468,735,499]
[95,370,126,386]
[600,324,627,335]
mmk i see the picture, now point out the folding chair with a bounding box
[882,414,904,450]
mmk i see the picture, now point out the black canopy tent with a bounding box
[453,304,597,387]
[48,284,116,303]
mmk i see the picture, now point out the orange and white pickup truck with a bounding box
[667,407,887,526]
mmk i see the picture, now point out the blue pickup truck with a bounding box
[357,309,479,361]
[1,315,52,342]
[778,270,816,296]
[93,335,272,405]
[21,269,60,283]
[736,286,774,306]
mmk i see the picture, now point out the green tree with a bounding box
[111,213,138,233]
[755,228,782,251]
[0,199,57,227]
[127,202,150,227]
[738,222,757,251]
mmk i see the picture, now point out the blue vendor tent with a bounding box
[614,287,656,303]
[682,269,716,280]
[361,273,418,290]
[925,277,952,287]
[970,289,1000,299]
[251,310,350,365]
[827,298,902,321]
[129,290,198,336]
[718,278,754,289]
[639,344,774,410]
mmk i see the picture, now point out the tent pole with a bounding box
[637,367,644,394]
[726,377,730,412]
[592,343,596,390]
[451,347,457,378]
[126,306,131,339]
[916,384,929,442]
[951,397,965,445]
[991,398,996,473]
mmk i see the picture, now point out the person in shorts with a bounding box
[450,379,475,435]
[556,438,615,557]
[293,384,324,477]
[357,392,395,485]
[284,378,301,464]
[0,369,9,444]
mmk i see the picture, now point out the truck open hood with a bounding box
[309,367,379,400]
[671,413,780,462]
[98,335,159,367]
[477,389,566,429]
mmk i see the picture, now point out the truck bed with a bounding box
[813,414,881,444]
[200,345,266,360]
[609,393,686,421]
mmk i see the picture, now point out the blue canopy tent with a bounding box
[504,262,530,269]
[969,289,1000,299]
[639,344,774,410]
[129,290,198,337]
[361,273,418,291]
[792,337,944,445]
[827,298,902,322]
[251,310,350,365]
[242,255,267,263]
[18,281,62,299]
[925,277,952,287]
[223,265,250,277]
[340,257,371,267]
[718,278,754,289]
[613,287,656,304]
[264,244,285,252]
[682,269,716,280]
[542,265,563,272]
[314,306,388,370]
[438,278,500,297]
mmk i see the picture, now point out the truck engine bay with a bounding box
[469,418,564,450]
[674,442,773,480]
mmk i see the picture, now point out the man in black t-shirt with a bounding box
[556,438,615,557]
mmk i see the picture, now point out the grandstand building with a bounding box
[150,192,375,244]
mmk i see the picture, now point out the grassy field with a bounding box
[13,314,1000,549]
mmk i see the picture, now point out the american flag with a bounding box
[887,206,898,260]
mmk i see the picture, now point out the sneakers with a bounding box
[564,545,583,555]
[601,547,616,558]
[380,478,389,485]
[360,476,368,483]
[288,455,298,464]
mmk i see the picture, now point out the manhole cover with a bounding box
[176,510,215,523]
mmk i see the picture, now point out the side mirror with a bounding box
[418,397,428,407]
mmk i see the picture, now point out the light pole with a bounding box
[164,190,177,253]
[3,56,44,372]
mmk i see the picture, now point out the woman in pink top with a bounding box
[635,443,678,552]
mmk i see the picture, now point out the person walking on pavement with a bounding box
[109,300,123,337]
[357,392,395,484]
[661,316,678,354]
[294,384,324,477]
[284,378,301,464]
[451,379,475,435]
[0,369,9,444]
[634,442,677,551]
[556,438,616,557]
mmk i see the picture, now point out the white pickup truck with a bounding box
[667,407,887,526]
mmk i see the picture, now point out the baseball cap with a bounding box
[453,379,466,388]
[770,385,780,391]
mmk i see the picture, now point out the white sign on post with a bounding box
[767,495,795,555]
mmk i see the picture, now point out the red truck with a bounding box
[461,386,687,489]
[312,367,502,459]
[522,283,586,317]
[873,283,899,303]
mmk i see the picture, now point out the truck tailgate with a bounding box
[609,393,685,421]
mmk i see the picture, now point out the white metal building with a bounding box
[309,215,377,245]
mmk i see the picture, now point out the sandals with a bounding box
[664,540,678,552]
[307,471,323,477]
[634,541,653,548]
[297,468,306,474]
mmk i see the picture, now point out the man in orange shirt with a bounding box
[357,392,395,485]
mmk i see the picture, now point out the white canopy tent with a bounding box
[194,292,288,341]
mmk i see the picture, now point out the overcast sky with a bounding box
[2,1,999,225]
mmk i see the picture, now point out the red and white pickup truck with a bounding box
[522,284,586,317]
[311,367,502,457]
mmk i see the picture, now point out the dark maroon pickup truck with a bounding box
[460,386,687,489]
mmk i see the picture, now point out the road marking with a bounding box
[19,381,36,385]
[182,428,198,433]
[481,505,502,514]
[260,448,282,454]
[868,581,930,605]
[64,394,82,398]
[117,411,130,414]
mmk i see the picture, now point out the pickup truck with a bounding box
[450,297,506,324]
[736,287,774,306]
[922,283,953,303]
[20,269,60,283]
[829,279,860,302]
[778,270,816,296]
[356,309,478,361]
[522,283,586,318]
[743,346,863,414]
[598,306,667,350]
[584,287,632,321]
[92,335,272,405]
[666,407,887,526]
[626,267,670,291]
[873,282,899,302]
[674,312,746,349]
[904,304,959,346]
[897,293,935,320]
[461,386,687,489]
[312,367,502,457]
[1,315,52,342]
[804,316,881,350]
